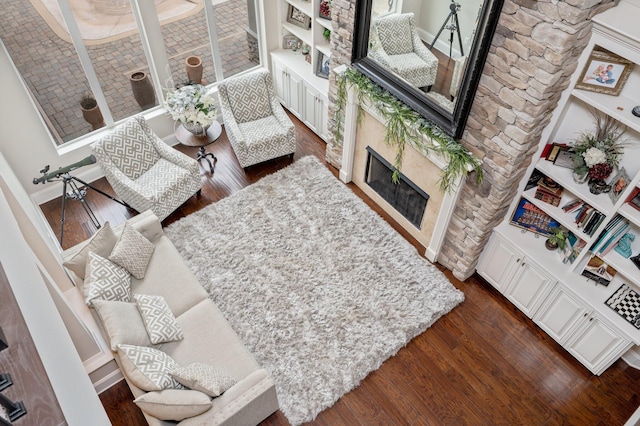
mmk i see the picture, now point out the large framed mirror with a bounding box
[352,0,504,139]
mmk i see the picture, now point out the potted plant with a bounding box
[164,83,217,137]
[545,227,567,251]
[80,93,105,131]
[570,109,626,187]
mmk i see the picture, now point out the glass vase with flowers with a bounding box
[570,109,626,193]
[165,83,216,137]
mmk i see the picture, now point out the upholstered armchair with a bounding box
[218,69,296,169]
[92,116,201,221]
[370,13,439,89]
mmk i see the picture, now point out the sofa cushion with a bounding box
[92,300,151,350]
[133,389,212,421]
[63,222,118,280]
[84,252,131,307]
[158,299,261,381]
[134,294,184,344]
[117,344,184,391]
[109,222,155,279]
[170,362,237,397]
[130,235,209,317]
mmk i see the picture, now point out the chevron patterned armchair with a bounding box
[218,69,296,169]
[92,116,201,221]
[370,13,438,90]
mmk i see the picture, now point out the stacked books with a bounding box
[534,176,563,207]
[570,203,605,237]
[590,214,630,257]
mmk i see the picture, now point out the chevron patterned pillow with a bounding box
[84,252,131,307]
[170,362,237,397]
[117,344,184,391]
[109,222,155,279]
[134,294,184,344]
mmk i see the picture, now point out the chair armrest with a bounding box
[152,135,198,171]
[220,101,246,147]
[370,47,392,68]
[413,34,438,67]
[271,99,294,132]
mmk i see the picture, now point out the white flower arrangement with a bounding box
[582,147,607,168]
[165,84,216,126]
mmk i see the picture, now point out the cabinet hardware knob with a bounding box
[583,313,588,317]
[589,318,593,322]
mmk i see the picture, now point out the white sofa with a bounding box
[62,210,279,425]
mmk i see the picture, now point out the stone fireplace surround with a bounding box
[324,0,617,280]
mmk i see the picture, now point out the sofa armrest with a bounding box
[178,369,278,426]
[125,210,164,242]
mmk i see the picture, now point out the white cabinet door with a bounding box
[271,58,302,118]
[287,70,303,119]
[534,286,588,344]
[476,233,524,292]
[272,59,288,104]
[566,316,631,375]
[505,261,555,318]
[316,95,328,141]
[302,83,319,134]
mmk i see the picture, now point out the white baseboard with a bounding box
[622,346,640,370]
[94,369,124,395]
[625,405,640,426]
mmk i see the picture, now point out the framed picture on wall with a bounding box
[316,52,330,79]
[287,5,311,29]
[575,49,634,96]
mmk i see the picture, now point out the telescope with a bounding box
[33,154,96,184]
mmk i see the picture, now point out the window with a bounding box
[0,0,262,146]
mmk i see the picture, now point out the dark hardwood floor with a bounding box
[40,114,640,425]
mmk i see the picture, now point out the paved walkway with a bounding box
[1,0,259,143]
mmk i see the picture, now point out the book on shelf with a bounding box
[591,215,629,255]
[525,169,545,191]
[600,224,630,257]
[581,255,617,286]
[583,211,605,236]
[561,199,584,213]
[562,231,586,264]
[534,176,563,207]
[575,205,594,227]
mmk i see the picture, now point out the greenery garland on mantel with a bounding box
[334,68,483,193]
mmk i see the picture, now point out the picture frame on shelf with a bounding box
[316,52,330,79]
[319,0,331,19]
[283,35,300,50]
[510,197,560,236]
[287,5,311,30]
[574,49,633,96]
[581,255,616,286]
[608,167,630,204]
[626,186,640,212]
[552,146,574,169]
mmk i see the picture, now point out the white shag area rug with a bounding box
[165,156,464,425]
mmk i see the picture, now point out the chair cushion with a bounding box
[135,158,195,199]
[238,116,290,152]
[223,73,273,124]
[97,118,160,180]
[387,53,438,88]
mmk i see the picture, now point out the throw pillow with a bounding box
[63,222,117,280]
[133,294,184,344]
[133,389,212,421]
[108,222,155,280]
[84,252,131,307]
[116,344,184,391]
[92,300,151,350]
[170,362,237,397]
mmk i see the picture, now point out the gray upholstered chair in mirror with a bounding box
[369,12,439,90]
[217,69,296,169]
[92,116,202,221]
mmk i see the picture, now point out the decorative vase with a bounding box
[572,170,588,184]
[81,104,105,131]
[183,122,210,137]
[129,71,156,110]
[185,56,203,85]
[588,178,611,195]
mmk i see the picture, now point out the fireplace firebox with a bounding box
[365,147,429,229]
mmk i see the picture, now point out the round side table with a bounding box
[175,121,223,173]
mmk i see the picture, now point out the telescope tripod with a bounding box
[430,0,464,58]
[58,174,130,246]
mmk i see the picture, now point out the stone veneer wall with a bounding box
[325,0,616,280]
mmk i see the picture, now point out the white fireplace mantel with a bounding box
[336,66,469,262]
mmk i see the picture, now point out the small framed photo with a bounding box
[575,49,634,96]
[316,52,330,79]
[626,186,640,212]
[608,167,630,204]
[283,35,299,50]
[552,146,574,169]
[287,5,311,29]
